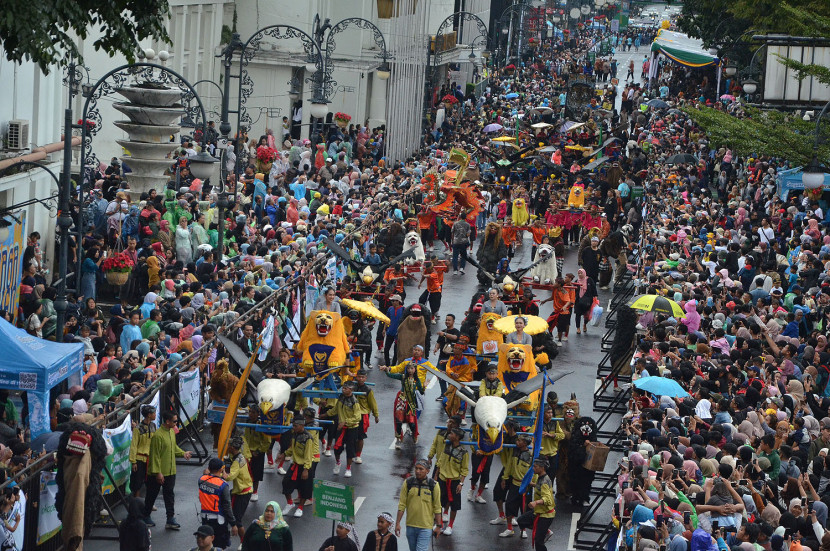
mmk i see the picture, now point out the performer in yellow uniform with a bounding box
[516,458,556,551]
[129,404,156,498]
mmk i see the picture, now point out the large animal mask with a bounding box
[506,345,526,372]
[405,232,420,248]
[315,312,334,337]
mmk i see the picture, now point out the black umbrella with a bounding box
[646,98,670,109]
[666,153,698,165]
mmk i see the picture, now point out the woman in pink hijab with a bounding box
[735,206,748,227]
[805,218,821,241]
[681,300,701,332]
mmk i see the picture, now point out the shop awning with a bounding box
[651,29,719,68]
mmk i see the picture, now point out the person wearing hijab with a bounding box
[573,268,597,335]
[242,501,292,551]
[146,255,161,288]
[319,522,359,551]
[118,496,151,551]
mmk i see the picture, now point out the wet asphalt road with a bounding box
[85,232,617,551]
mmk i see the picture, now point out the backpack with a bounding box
[404,477,436,494]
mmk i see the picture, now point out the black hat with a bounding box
[208,458,225,471]
[356,368,368,376]
[292,417,306,426]
[194,525,215,537]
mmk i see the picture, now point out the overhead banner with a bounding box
[178,369,201,426]
[0,211,26,323]
[37,471,60,545]
[102,415,133,495]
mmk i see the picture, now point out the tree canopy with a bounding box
[682,105,830,167]
[0,0,171,73]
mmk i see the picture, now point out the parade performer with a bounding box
[516,458,556,551]
[477,313,504,357]
[395,305,429,365]
[468,365,505,503]
[489,420,518,527]
[500,434,533,538]
[497,343,538,411]
[353,368,379,463]
[555,394,580,499]
[332,381,362,478]
[567,416,598,506]
[381,361,425,448]
[436,428,469,536]
[443,338,474,419]
[295,310,350,390]
[279,417,315,518]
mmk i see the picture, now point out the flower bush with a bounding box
[333,112,352,124]
[256,145,278,163]
[101,252,134,273]
[441,94,459,105]
[77,119,96,129]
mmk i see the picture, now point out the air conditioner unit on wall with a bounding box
[7,120,30,150]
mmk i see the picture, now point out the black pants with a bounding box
[144,473,176,519]
[493,470,509,502]
[505,482,526,517]
[130,460,147,495]
[282,463,314,500]
[418,289,442,317]
[232,493,252,525]
[201,516,230,549]
[517,511,554,551]
[383,333,397,366]
[470,454,493,487]
[335,426,360,461]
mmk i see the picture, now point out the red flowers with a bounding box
[333,112,352,123]
[441,94,459,104]
[77,119,96,129]
[101,252,134,273]
[256,145,278,163]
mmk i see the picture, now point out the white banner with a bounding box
[258,315,275,362]
[11,490,25,550]
[150,390,161,429]
[178,369,201,426]
[37,471,60,545]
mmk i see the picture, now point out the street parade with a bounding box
[1,2,830,551]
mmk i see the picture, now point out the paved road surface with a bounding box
[85,232,617,551]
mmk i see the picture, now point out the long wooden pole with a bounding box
[216,335,263,459]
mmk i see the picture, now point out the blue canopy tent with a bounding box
[0,318,83,438]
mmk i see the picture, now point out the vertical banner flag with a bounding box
[0,211,26,323]
[102,415,133,494]
[178,369,201,426]
[37,471,60,544]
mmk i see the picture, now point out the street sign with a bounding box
[313,480,355,523]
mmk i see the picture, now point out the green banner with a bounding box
[313,480,355,523]
[102,415,133,495]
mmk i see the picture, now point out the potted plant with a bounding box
[441,94,459,105]
[333,112,352,128]
[256,145,278,173]
[102,252,134,286]
[504,63,516,75]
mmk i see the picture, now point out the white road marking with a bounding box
[568,512,581,550]
[595,378,603,393]
[426,376,437,390]
[389,439,399,450]
[354,496,365,513]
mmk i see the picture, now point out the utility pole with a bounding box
[217,32,244,264]
[55,63,79,340]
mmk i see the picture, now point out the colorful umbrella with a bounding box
[505,92,519,99]
[483,123,504,133]
[633,376,690,398]
[628,294,686,318]
[340,298,391,325]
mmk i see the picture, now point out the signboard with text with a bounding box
[313,480,355,523]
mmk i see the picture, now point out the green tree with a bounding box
[682,105,830,166]
[1,0,171,73]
